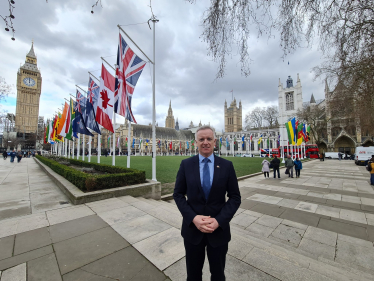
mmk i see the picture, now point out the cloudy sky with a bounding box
[0,0,326,132]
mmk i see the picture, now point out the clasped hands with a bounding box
[193,215,219,233]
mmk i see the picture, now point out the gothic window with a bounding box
[285,92,294,111]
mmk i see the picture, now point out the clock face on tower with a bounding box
[23,77,36,87]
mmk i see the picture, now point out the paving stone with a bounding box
[279,209,320,227]
[111,214,172,244]
[54,227,129,275]
[335,240,374,272]
[85,198,130,213]
[13,227,51,256]
[46,205,95,225]
[250,203,285,217]
[303,226,337,247]
[27,253,61,281]
[261,196,283,204]
[0,245,53,271]
[146,208,182,229]
[294,202,318,213]
[228,234,255,260]
[298,238,335,260]
[246,223,274,238]
[297,195,327,205]
[62,269,115,281]
[243,247,332,281]
[0,236,14,260]
[163,257,210,281]
[247,194,269,201]
[98,206,147,225]
[16,213,50,234]
[340,209,367,224]
[240,199,259,210]
[318,218,368,240]
[242,210,263,217]
[270,224,305,246]
[273,192,300,199]
[281,219,308,230]
[130,200,157,212]
[323,193,342,201]
[117,195,140,204]
[337,234,374,248]
[1,263,26,281]
[233,207,245,217]
[0,201,31,221]
[133,228,185,271]
[0,218,18,239]
[255,215,283,228]
[315,205,340,218]
[81,247,167,281]
[276,198,300,208]
[231,213,259,228]
[342,195,361,204]
[307,191,325,198]
[49,215,108,243]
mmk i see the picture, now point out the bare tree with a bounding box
[0,76,14,103]
[263,106,278,128]
[245,107,264,129]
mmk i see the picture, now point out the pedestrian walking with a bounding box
[261,158,270,179]
[285,155,294,178]
[9,150,16,163]
[294,157,303,178]
[2,151,7,160]
[270,155,281,179]
[338,152,341,161]
[17,150,22,163]
[367,156,374,185]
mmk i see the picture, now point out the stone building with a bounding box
[278,74,303,147]
[308,81,374,154]
[15,42,42,134]
[224,98,242,132]
[165,100,175,129]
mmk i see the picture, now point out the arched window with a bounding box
[286,92,294,111]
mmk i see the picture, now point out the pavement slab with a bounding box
[335,240,374,273]
[303,226,337,247]
[231,213,259,228]
[1,263,26,281]
[0,236,15,261]
[13,227,51,256]
[53,227,129,275]
[98,205,147,226]
[298,238,336,260]
[270,224,305,246]
[27,253,62,281]
[46,205,95,226]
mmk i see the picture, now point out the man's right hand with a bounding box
[193,215,214,233]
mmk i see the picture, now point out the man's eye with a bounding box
[207,138,212,141]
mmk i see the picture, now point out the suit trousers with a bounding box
[184,234,228,281]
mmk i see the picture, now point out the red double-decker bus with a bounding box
[263,145,319,159]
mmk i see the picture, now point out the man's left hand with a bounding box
[203,217,219,231]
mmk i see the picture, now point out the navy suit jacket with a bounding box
[173,154,241,247]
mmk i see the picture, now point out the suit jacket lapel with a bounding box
[193,155,204,197]
[211,155,220,191]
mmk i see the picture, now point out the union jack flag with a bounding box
[114,33,147,123]
[87,77,100,112]
[75,90,86,116]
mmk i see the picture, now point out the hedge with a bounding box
[36,155,146,192]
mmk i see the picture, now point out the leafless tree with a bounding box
[245,107,264,130]
[0,76,14,103]
[263,106,278,128]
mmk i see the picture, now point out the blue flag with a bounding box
[73,102,93,137]
[85,79,101,134]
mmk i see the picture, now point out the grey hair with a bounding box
[195,125,216,140]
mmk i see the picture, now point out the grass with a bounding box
[82,155,287,184]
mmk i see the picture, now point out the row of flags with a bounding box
[43,32,146,145]
[285,117,310,145]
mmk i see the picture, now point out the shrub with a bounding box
[35,155,146,192]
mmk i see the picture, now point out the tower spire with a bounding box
[27,41,36,59]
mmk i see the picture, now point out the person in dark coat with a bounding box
[270,156,281,179]
[2,151,7,160]
[16,150,22,163]
[9,150,16,163]
[294,157,303,178]
[174,125,241,281]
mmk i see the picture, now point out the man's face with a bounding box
[287,155,291,159]
[196,129,216,157]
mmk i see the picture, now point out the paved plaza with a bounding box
[1,158,374,280]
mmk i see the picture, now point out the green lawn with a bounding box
[82,155,286,184]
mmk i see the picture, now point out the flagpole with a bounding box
[82,134,85,161]
[151,17,158,182]
[98,128,101,163]
[77,133,80,160]
[88,136,92,162]
[127,121,131,168]
[112,114,116,166]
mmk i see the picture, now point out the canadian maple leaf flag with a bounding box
[96,63,115,133]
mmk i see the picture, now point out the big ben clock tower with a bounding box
[15,42,42,133]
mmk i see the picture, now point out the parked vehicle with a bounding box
[241,154,252,157]
[355,146,374,165]
[324,152,340,159]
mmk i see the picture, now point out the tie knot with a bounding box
[203,158,210,163]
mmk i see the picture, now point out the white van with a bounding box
[324,152,340,159]
[354,146,374,165]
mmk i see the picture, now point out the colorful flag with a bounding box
[69,98,77,139]
[76,90,87,119]
[306,125,311,141]
[258,134,263,145]
[285,117,296,145]
[219,137,222,148]
[88,76,100,114]
[96,64,115,133]
[57,103,69,136]
[226,137,229,148]
[169,141,172,150]
[146,139,149,147]
[114,33,146,122]
[132,138,135,148]
[187,141,189,149]
[72,101,93,137]
[297,122,304,145]
[242,135,245,149]
[191,139,195,150]
[250,134,253,143]
[85,79,101,134]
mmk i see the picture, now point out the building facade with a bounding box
[224,98,242,132]
[15,42,42,134]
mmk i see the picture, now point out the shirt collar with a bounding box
[199,153,214,163]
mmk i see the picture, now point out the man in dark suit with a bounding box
[173,126,241,281]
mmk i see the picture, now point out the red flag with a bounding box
[169,141,172,150]
[96,64,115,133]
